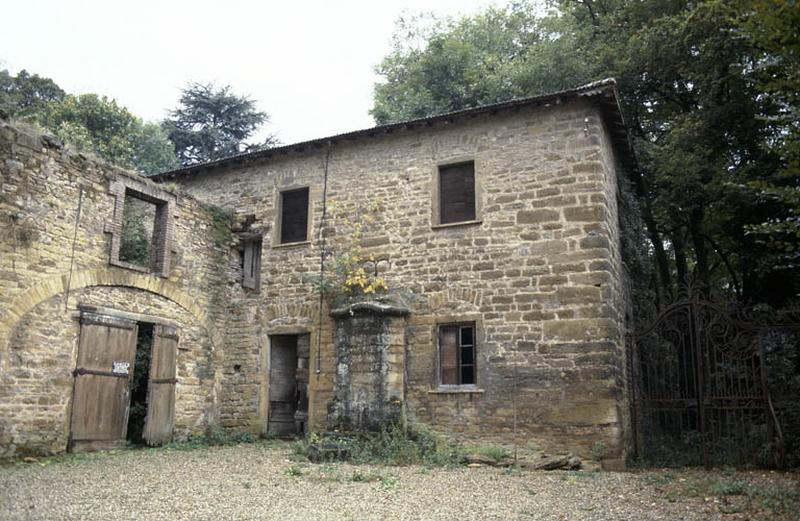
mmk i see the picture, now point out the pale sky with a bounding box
[1,0,502,145]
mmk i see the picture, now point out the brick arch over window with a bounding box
[0,269,224,361]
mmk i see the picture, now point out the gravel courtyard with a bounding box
[1,443,797,521]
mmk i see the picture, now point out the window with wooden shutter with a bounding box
[438,322,477,386]
[439,162,476,224]
[280,188,310,244]
[242,238,262,289]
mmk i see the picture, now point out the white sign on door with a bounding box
[112,361,130,375]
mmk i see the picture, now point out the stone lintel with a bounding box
[330,300,411,318]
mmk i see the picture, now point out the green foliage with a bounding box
[657,472,800,518]
[711,479,747,496]
[296,424,463,467]
[301,252,388,303]
[200,203,235,248]
[1,69,177,176]
[284,464,305,477]
[126,326,153,444]
[557,0,799,304]
[165,426,256,450]
[39,93,140,165]
[0,69,65,119]
[119,196,154,267]
[371,3,590,124]
[133,122,180,175]
[466,443,510,462]
[163,82,277,166]
[750,483,800,516]
[589,441,607,461]
[373,0,800,305]
[302,197,391,303]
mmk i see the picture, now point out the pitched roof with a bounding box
[151,78,634,181]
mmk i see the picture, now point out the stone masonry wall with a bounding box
[329,306,407,431]
[169,99,629,459]
[0,121,232,457]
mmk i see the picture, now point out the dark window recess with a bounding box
[439,162,476,224]
[280,188,310,244]
[439,323,477,386]
[242,238,262,289]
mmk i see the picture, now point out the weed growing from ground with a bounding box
[467,444,509,462]
[165,427,256,450]
[284,465,305,478]
[296,424,464,467]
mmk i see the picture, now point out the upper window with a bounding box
[279,187,310,244]
[119,192,157,268]
[439,162,476,224]
[106,177,175,278]
[438,323,476,386]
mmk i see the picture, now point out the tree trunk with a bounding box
[672,228,689,289]
[689,207,711,295]
[627,168,673,301]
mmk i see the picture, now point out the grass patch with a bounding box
[295,424,463,467]
[2,449,124,467]
[750,483,800,515]
[466,444,510,462]
[284,464,305,478]
[347,469,397,489]
[652,471,800,519]
[711,479,747,496]
[643,471,676,486]
[164,427,256,450]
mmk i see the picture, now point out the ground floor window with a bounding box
[438,322,476,386]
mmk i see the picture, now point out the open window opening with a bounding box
[279,187,310,244]
[127,322,154,445]
[439,323,477,386]
[119,192,157,268]
[267,334,309,436]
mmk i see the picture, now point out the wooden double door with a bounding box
[69,311,177,451]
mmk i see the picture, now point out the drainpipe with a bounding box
[315,143,332,376]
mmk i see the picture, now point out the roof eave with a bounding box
[151,78,635,181]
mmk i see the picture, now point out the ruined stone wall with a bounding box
[0,121,231,457]
[170,99,629,459]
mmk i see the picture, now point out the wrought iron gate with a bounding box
[630,286,799,468]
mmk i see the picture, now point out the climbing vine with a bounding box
[303,196,393,302]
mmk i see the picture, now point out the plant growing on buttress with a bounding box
[303,196,395,303]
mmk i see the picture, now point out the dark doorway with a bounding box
[127,323,154,444]
[268,334,309,436]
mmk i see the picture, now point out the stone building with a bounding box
[0,79,632,465]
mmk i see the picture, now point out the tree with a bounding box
[371,4,591,124]
[556,0,796,304]
[163,82,277,166]
[133,122,180,175]
[40,93,141,165]
[0,69,65,119]
[33,93,178,174]
[737,0,800,274]
[372,0,800,306]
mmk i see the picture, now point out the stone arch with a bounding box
[428,287,484,314]
[263,301,316,330]
[0,268,224,358]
